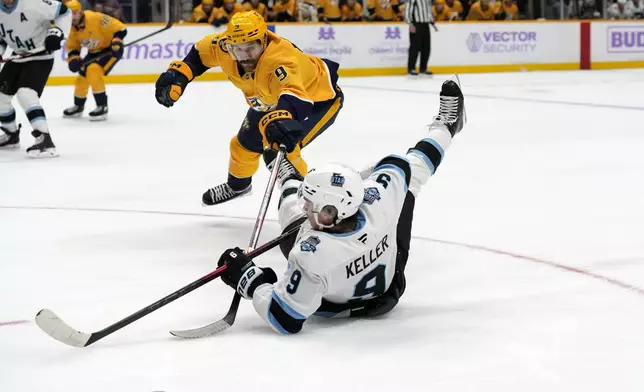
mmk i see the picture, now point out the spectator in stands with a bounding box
[273,0,297,21]
[244,0,269,20]
[211,0,243,26]
[190,0,216,22]
[318,0,342,21]
[629,0,644,17]
[466,0,496,19]
[368,0,401,20]
[496,0,518,18]
[432,0,451,19]
[341,0,364,20]
[608,0,635,18]
[210,0,242,26]
[576,0,601,18]
[445,0,463,19]
[299,0,320,21]
[94,0,124,21]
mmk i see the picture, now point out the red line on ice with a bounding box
[0,320,30,327]
[429,238,644,297]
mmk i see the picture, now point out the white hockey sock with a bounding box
[0,92,17,132]
[17,88,49,134]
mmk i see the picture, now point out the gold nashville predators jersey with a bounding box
[193,30,337,113]
[66,10,126,53]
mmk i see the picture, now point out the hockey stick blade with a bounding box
[169,293,241,339]
[169,220,300,340]
[34,264,228,348]
[35,309,92,347]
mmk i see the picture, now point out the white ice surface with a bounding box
[1,70,644,391]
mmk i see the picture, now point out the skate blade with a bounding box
[0,144,20,149]
[27,148,59,159]
[63,113,83,119]
[89,114,107,122]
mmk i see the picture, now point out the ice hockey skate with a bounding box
[262,148,303,184]
[26,131,58,158]
[201,183,251,206]
[63,105,84,118]
[89,105,108,121]
[0,125,20,149]
[431,75,466,137]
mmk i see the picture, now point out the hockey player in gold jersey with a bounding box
[63,0,127,121]
[155,11,343,206]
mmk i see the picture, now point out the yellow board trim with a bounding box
[46,63,580,86]
[591,61,644,70]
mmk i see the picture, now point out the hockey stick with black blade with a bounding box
[170,146,289,339]
[34,224,295,348]
[82,18,174,67]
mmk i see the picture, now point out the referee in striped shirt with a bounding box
[405,0,435,76]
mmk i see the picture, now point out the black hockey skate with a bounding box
[431,75,466,137]
[0,125,20,149]
[89,105,108,121]
[26,130,58,158]
[63,105,84,118]
[202,183,252,206]
[263,148,303,185]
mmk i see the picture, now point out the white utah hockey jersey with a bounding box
[0,0,71,61]
[251,127,453,334]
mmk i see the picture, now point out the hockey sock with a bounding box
[17,88,49,134]
[227,173,252,191]
[0,92,17,132]
[93,92,107,106]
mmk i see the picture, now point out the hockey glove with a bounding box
[67,52,82,73]
[155,61,193,108]
[217,247,277,299]
[45,27,64,52]
[110,38,124,60]
[259,110,306,153]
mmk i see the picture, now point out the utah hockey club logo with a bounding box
[300,236,320,253]
[363,187,381,205]
[330,173,345,187]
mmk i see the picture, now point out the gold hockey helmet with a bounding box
[66,0,82,11]
[225,11,267,45]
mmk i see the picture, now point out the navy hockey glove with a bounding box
[259,110,306,153]
[68,55,82,73]
[217,247,277,299]
[45,27,64,52]
[155,61,193,108]
[110,37,124,60]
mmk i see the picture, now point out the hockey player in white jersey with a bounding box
[215,76,466,334]
[0,0,71,157]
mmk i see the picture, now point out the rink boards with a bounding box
[44,20,644,85]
